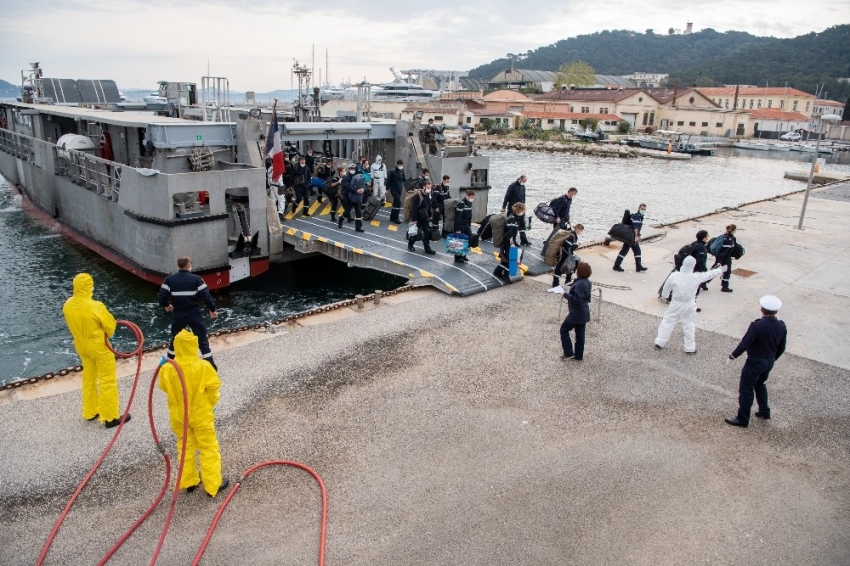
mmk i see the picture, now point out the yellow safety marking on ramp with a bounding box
[320,203,333,215]
[284,212,296,220]
[383,201,392,207]
[392,260,404,266]
[469,247,482,254]
[308,201,322,214]
[352,248,364,254]
[445,284,458,293]
[370,253,384,260]
[301,232,312,241]
[492,252,500,259]
[370,220,380,227]
[335,242,346,249]
[337,206,345,215]
[519,263,529,274]
[388,224,398,232]
[418,270,435,278]
[286,228,297,236]
[317,236,328,243]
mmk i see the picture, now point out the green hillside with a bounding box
[469,26,850,101]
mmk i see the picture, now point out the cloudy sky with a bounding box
[1,0,847,92]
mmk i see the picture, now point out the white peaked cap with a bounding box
[759,295,782,311]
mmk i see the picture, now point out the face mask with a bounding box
[640,209,646,214]
[397,166,403,169]
[424,189,431,194]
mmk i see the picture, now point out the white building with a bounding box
[620,73,669,88]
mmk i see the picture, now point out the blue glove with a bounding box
[159,356,167,366]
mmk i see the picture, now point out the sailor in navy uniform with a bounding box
[725,295,788,428]
[613,204,648,272]
[158,256,219,369]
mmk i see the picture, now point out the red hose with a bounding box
[97,358,190,566]
[192,460,328,566]
[36,320,145,566]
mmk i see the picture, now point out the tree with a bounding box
[553,61,597,89]
[668,27,675,35]
[843,97,849,121]
[646,29,654,35]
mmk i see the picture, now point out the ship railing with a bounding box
[55,148,122,202]
[0,128,35,163]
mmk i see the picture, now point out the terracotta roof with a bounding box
[815,99,844,107]
[697,86,813,98]
[521,111,622,121]
[483,89,532,101]
[535,88,651,102]
[748,109,808,121]
[466,109,517,116]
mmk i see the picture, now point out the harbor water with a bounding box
[2,147,849,383]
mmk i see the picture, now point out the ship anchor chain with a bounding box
[0,286,414,392]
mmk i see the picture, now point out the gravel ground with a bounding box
[1,282,849,565]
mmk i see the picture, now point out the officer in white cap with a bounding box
[725,295,787,428]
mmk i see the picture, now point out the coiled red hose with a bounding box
[36,320,145,566]
[192,460,328,566]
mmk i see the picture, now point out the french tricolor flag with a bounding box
[266,113,285,183]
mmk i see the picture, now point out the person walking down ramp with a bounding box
[654,256,726,354]
[725,295,787,428]
[158,329,228,496]
[63,273,129,428]
[613,204,648,272]
[560,262,593,361]
[158,257,218,369]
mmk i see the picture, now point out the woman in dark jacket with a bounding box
[560,262,592,361]
[710,223,737,292]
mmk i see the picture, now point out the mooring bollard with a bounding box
[355,294,364,310]
[374,290,382,305]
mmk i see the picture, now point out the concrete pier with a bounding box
[1,185,848,565]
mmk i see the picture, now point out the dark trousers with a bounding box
[560,320,586,360]
[325,194,341,218]
[736,356,774,423]
[410,217,433,251]
[516,213,530,244]
[614,241,643,268]
[389,188,403,221]
[342,199,363,230]
[168,314,215,367]
[711,257,733,289]
[294,184,310,212]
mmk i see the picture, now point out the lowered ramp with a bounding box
[279,200,551,296]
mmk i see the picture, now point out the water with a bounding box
[2,147,849,383]
[0,176,405,383]
[484,146,850,241]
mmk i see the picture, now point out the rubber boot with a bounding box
[552,275,560,287]
[455,255,465,263]
[355,219,365,232]
[330,212,336,222]
[390,209,401,224]
[302,206,310,217]
[338,216,344,229]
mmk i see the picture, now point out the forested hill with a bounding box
[469,26,850,100]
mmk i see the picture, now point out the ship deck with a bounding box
[279,200,552,296]
[4,101,193,128]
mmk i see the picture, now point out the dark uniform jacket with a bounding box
[322,180,340,198]
[433,183,451,207]
[454,198,473,233]
[386,168,405,193]
[305,154,315,175]
[502,214,520,253]
[413,191,433,222]
[692,241,708,272]
[502,180,526,210]
[551,195,573,223]
[292,164,310,187]
[629,211,644,235]
[731,317,787,360]
[565,277,592,324]
[157,270,216,319]
[341,172,356,199]
[717,233,736,262]
[346,175,365,202]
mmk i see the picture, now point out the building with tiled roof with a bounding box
[813,99,845,118]
[520,111,623,131]
[697,86,816,117]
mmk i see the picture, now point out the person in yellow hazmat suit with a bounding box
[158,329,228,497]
[62,273,129,428]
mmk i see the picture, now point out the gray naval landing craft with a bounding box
[0,67,549,295]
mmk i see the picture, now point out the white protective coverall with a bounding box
[655,256,725,352]
[370,155,387,199]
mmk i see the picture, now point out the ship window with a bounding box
[470,168,488,187]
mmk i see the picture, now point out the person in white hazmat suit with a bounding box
[654,255,726,353]
[370,155,387,199]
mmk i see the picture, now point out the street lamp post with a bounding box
[797,114,842,230]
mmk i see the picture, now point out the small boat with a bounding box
[767,142,792,152]
[733,141,772,151]
[789,144,835,155]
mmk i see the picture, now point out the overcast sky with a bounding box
[1,0,848,92]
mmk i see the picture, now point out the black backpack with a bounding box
[673,242,699,270]
[622,209,632,226]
